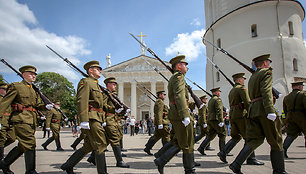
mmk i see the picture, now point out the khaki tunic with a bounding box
[246,67,282,151]
[228,83,250,141]
[197,103,208,138]
[153,98,170,143]
[168,70,194,153]
[207,95,226,141]
[46,108,64,142]
[76,77,107,154]
[283,89,306,137]
[0,80,44,151]
[0,95,15,147]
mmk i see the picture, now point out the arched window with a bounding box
[251,24,257,37]
[217,38,221,49]
[293,58,298,71]
[216,71,220,82]
[288,21,294,36]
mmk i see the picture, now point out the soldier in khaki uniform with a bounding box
[61,61,108,174]
[283,81,306,158]
[197,87,226,155]
[103,77,129,168]
[194,95,208,143]
[41,101,67,151]
[154,55,195,174]
[0,65,49,174]
[0,83,16,160]
[144,90,170,156]
[229,54,286,174]
[217,73,263,165]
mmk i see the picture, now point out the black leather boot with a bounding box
[61,148,86,174]
[120,139,127,152]
[112,146,129,168]
[229,144,253,174]
[219,139,225,152]
[246,152,264,165]
[154,142,173,158]
[0,146,23,174]
[205,142,214,151]
[24,150,37,174]
[87,151,96,165]
[41,137,54,150]
[144,136,156,156]
[197,137,210,155]
[217,139,237,163]
[283,136,295,158]
[154,145,180,174]
[271,150,288,174]
[70,137,82,150]
[55,139,64,151]
[0,147,4,160]
[95,152,108,174]
[194,135,201,144]
[183,152,195,174]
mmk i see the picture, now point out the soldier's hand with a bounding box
[40,116,46,120]
[46,127,50,131]
[203,124,207,128]
[158,124,163,129]
[218,122,224,127]
[0,123,1,130]
[125,108,131,114]
[115,108,124,114]
[45,104,54,110]
[182,117,191,127]
[267,113,277,121]
[64,118,68,122]
[80,122,90,129]
[102,122,107,127]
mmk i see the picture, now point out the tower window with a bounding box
[216,72,220,82]
[288,21,294,36]
[293,58,298,71]
[217,39,221,49]
[251,24,257,37]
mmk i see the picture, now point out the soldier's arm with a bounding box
[45,109,53,129]
[302,92,306,109]
[282,96,288,116]
[173,76,190,120]
[77,79,90,122]
[0,84,18,115]
[103,93,115,114]
[260,69,275,114]
[215,98,223,122]
[154,100,163,125]
[239,86,250,110]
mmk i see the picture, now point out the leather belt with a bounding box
[51,119,60,123]
[88,105,103,113]
[3,113,10,116]
[12,104,36,112]
[250,97,263,103]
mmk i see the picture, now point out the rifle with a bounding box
[0,59,67,119]
[130,33,204,109]
[202,38,281,99]
[136,85,156,102]
[46,45,130,113]
[134,79,158,99]
[206,56,235,87]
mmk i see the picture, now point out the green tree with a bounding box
[0,74,4,83]
[35,72,76,119]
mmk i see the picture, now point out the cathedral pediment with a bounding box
[102,55,170,73]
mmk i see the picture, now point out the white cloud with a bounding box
[190,18,201,26]
[0,0,91,81]
[165,29,206,61]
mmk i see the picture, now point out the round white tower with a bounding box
[204,0,306,112]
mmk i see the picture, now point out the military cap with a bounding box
[210,87,221,93]
[83,60,102,71]
[0,83,9,89]
[19,65,37,74]
[169,55,188,65]
[200,95,207,100]
[252,54,272,63]
[156,90,166,96]
[291,81,304,86]
[232,73,246,80]
[104,77,117,85]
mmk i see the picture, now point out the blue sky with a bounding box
[0,0,305,91]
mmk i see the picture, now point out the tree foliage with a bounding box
[35,72,77,119]
[0,74,4,83]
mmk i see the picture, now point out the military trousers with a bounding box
[246,116,283,151]
[105,124,121,147]
[153,125,171,143]
[0,125,15,147]
[286,115,306,138]
[82,119,107,154]
[12,123,36,152]
[171,120,194,153]
[230,117,247,142]
[50,123,61,142]
[207,120,226,141]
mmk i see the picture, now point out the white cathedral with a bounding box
[102,0,306,120]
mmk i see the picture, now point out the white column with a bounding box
[163,81,169,106]
[131,81,137,119]
[150,81,156,117]
[118,82,124,101]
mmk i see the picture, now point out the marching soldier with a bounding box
[144,90,170,156]
[283,81,306,158]
[0,83,16,160]
[197,87,226,156]
[229,54,286,174]
[194,95,208,143]
[217,73,263,165]
[0,65,50,174]
[154,55,195,174]
[61,61,108,174]
[102,77,129,168]
[41,101,67,151]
